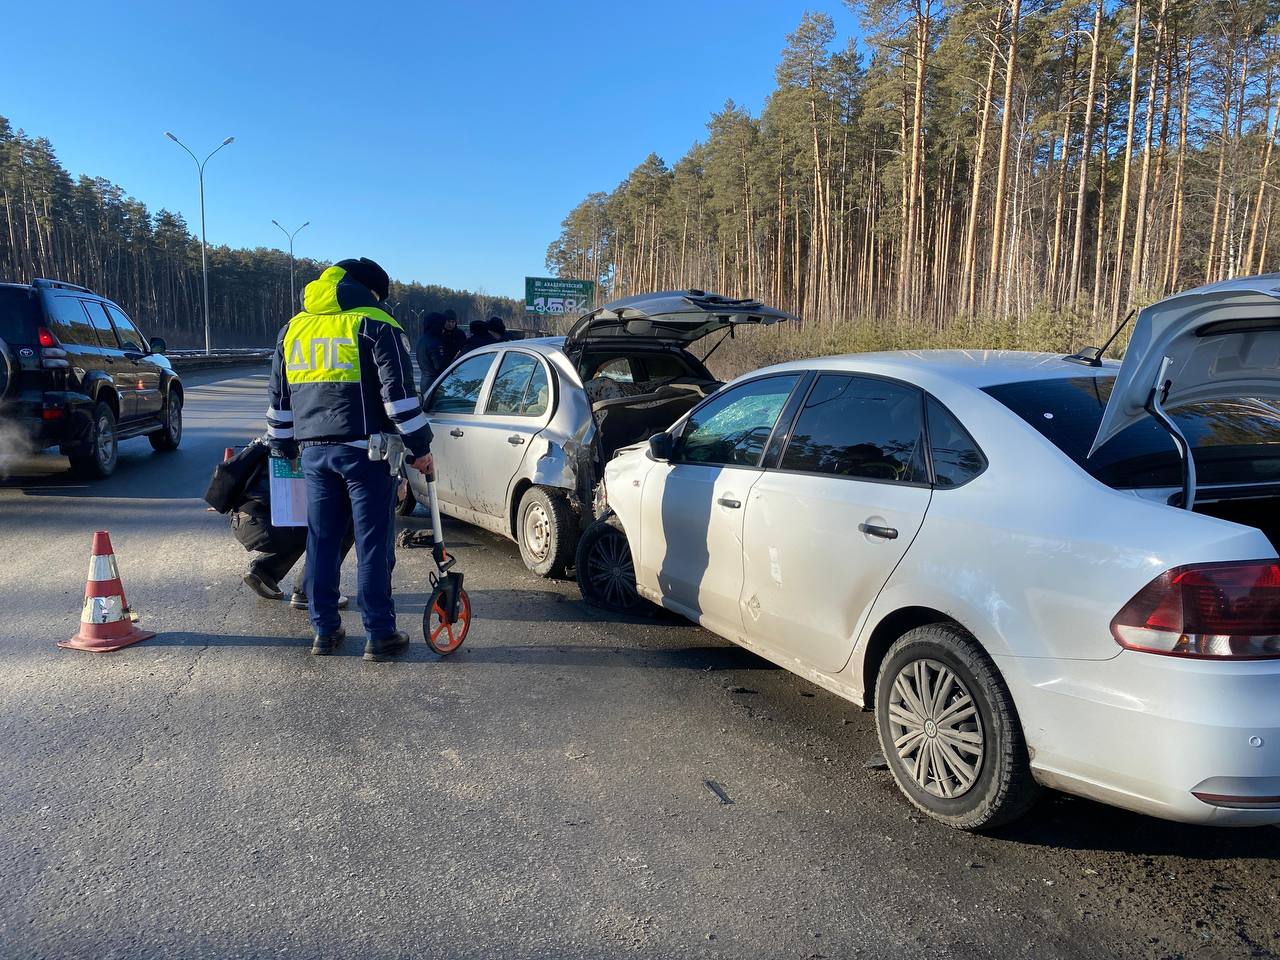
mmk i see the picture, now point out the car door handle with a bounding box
[449,428,464,438]
[716,496,741,509]
[858,522,898,540]
[507,435,525,445]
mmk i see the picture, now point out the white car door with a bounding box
[422,351,499,508]
[636,373,802,634]
[462,349,554,519]
[740,374,932,674]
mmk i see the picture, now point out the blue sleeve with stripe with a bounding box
[370,319,433,458]
[266,324,294,442]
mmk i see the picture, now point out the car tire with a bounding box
[516,486,576,578]
[149,390,182,451]
[0,336,14,400]
[874,623,1040,831]
[70,401,119,479]
[575,515,645,613]
[396,478,418,517]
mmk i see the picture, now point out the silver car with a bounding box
[584,275,1280,828]
[402,291,793,575]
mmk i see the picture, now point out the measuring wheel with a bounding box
[423,578,471,656]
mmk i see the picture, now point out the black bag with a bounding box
[204,440,269,514]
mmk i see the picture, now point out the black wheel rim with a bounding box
[586,529,637,608]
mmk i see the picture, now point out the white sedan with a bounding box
[578,276,1280,829]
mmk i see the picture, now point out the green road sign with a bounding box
[525,277,595,316]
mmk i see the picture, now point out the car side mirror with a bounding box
[147,337,167,355]
[648,432,675,461]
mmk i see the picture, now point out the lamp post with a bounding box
[271,219,310,308]
[165,132,234,355]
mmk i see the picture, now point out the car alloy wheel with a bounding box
[167,394,182,444]
[886,658,984,799]
[96,412,117,470]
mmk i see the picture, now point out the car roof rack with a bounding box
[31,277,92,293]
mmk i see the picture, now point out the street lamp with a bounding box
[165,132,234,355]
[271,219,310,308]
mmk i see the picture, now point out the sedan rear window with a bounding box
[780,375,927,483]
[984,376,1280,488]
[0,287,39,342]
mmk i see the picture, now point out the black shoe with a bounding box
[291,591,349,610]
[244,571,283,601]
[311,628,346,656]
[363,630,410,662]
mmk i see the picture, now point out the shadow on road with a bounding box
[142,631,776,673]
[981,790,1280,859]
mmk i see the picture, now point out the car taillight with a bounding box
[37,327,69,368]
[1111,561,1280,659]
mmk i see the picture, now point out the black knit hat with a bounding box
[335,257,390,302]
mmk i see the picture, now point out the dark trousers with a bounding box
[249,526,355,594]
[301,444,397,638]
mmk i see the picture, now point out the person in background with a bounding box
[460,318,498,354]
[414,311,448,396]
[486,316,514,342]
[441,308,465,363]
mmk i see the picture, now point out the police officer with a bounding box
[265,258,432,661]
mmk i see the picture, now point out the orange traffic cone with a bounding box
[59,531,155,652]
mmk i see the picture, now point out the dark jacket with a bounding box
[459,320,499,355]
[266,264,432,458]
[441,326,465,364]
[414,313,448,393]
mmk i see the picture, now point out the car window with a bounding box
[428,353,495,414]
[0,287,41,342]
[927,397,986,487]
[679,374,800,467]
[638,354,690,380]
[46,296,100,347]
[105,304,144,353]
[984,376,1280,488]
[487,352,543,416]
[522,360,550,416]
[83,301,119,347]
[780,375,926,482]
[592,358,634,383]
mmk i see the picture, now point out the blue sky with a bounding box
[6,0,857,299]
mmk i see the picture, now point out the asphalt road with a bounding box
[2,366,1279,960]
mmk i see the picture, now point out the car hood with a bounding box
[564,289,796,353]
[1089,276,1280,455]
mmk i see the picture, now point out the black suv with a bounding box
[0,278,183,478]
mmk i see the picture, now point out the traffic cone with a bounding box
[59,531,154,652]
[223,447,234,462]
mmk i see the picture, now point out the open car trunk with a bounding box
[1191,490,1280,552]
[588,377,718,460]
[569,289,797,461]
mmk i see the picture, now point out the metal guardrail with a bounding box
[166,349,272,372]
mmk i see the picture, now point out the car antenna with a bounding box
[1064,308,1136,367]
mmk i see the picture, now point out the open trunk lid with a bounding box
[1090,276,1280,456]
[564,289,797,355]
